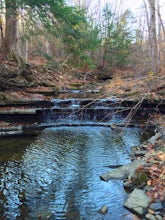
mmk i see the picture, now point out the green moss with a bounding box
[69,83,82,89]
[126,91,140,97]
[132,171,148,185]
[160,148,165,153]
[0,92,8,101]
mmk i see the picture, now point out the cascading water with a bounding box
[0,97,150,220]
[39,98,125,125]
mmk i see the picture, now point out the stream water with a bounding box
[0,96,152,220]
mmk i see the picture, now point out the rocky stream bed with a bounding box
[100,131,165,220]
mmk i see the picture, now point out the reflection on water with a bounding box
[0,126,142,220]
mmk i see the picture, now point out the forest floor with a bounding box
[0,52,165,103]
[0,54,165,101]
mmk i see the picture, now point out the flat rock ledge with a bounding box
[124,189,150,216]
[100,159,146,181]
[0,126,23,137]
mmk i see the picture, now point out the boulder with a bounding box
[100,160,146,181]
[145,214,157,220]
[123,170,148,190]
[124,189,150,216]
[155,215,163,220]
[148,132,161,145]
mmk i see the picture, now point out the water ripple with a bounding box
[0,126,144,220]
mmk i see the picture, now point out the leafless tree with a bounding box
[148,0,159,73]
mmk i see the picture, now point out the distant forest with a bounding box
[0,0,165,73]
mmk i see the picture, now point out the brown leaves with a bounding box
[134,141,165,202]
[141,153,165,202]
[156,152,165,161]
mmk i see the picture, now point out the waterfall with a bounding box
[39,98,123,125]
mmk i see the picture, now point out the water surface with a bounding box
[0,125,143,220]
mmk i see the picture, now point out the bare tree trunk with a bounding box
[5,0,18,55]
[18,12,29,62]
[157,0,161,64]
[156,1,165,37]
[0,16,4,52]
[157,0,165,62]
[148,0,158,73]
[143,0,151,51]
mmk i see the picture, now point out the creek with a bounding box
[0,93,153,220]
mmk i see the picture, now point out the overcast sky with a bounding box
[68,0,165,24]
[88,0,165,15]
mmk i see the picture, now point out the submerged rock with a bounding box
[98,206,108,215]
[124,189,150,216]
[150,202,163,211]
